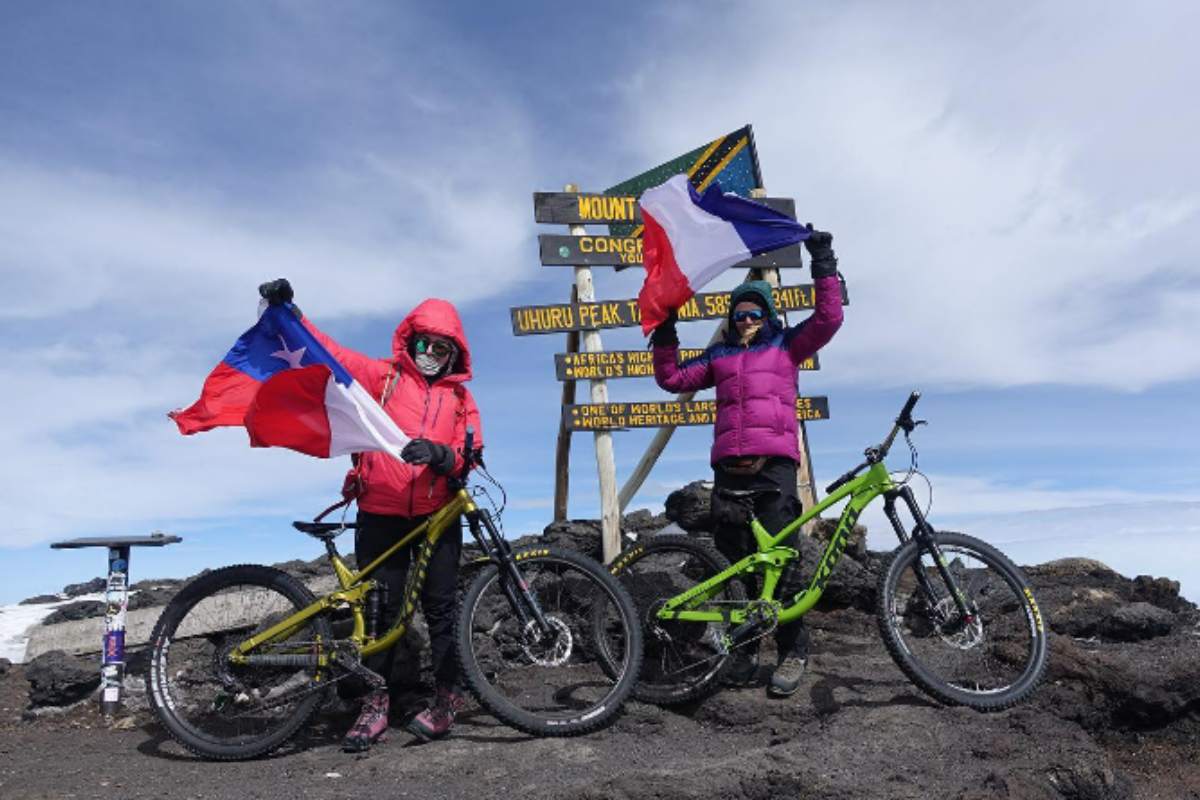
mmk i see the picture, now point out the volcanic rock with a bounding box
[24,650,100,708]
[61,577,106,597]
[41,600,104,626]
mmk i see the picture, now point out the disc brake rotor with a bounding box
[521,616,572,667]
[934,596,984,650]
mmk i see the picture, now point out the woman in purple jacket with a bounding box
[650,229,843,697]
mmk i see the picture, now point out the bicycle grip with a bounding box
[899,391,921,420]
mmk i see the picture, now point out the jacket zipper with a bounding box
[409,384,434,517]
[426,393,447,498]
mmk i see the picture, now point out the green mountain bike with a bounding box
[146,429,643,760]
[604,392,1047,710]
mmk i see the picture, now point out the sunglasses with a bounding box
[732,309,765,323]
[415,337,455,359]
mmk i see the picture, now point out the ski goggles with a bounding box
[732,308,765,322]
[414,336,456,359]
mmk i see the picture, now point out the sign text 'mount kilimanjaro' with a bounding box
[556,349,818,380]
[533,192,797,226]
[511,282,850,336]
[563,396,830,431]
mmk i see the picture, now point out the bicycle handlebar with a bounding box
[459,426,476,482]
[823,392,922,496]
[880,391,921,455]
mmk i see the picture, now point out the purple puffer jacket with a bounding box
[653,276,844,465]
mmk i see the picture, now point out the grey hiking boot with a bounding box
[767,654,807,697]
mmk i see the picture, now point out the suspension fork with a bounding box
[465,508,552,636]
[883,486,974,623]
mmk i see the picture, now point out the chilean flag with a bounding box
[638,174,812,334]
[169,305,410,459]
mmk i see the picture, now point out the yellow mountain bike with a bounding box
[146,430,643,759]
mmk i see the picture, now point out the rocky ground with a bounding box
[0,482,1197,800]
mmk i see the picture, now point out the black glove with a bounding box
[258,278,294,305]
[649,309,680,348]
[401,438,456,475]
[803,224,838,279]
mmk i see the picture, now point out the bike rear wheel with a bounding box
[878,531,1047,711]
[146,565,332,760]
[607,535,747,705]
[457,546,643,737]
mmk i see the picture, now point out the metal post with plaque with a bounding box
[49,532,182,715]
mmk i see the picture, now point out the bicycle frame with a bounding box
[229,489,477,667]
[650,462,896,628]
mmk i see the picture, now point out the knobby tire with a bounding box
[606,535,747,705]
[146,565,332,760]
[456,546,643,737]
[877,531,1048,711]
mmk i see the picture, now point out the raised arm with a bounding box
[786,229,845,364]
[258,277,386,390]
[650,313,715,393]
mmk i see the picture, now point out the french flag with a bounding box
[169,305,410,459]
[638,174,812,333]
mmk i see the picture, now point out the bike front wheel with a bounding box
[457,546,643,737]
[146,565,332,760]
[878,531,1047,711]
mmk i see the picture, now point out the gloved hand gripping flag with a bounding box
[169,305,411,458]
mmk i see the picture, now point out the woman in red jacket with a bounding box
[259,279,482,751]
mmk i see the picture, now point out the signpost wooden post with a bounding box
[564,184,622,563]
[552,283,580,522]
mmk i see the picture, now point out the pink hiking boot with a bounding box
[405,685,466,742]
[342,689,390,752]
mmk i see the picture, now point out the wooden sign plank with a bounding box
[563,396,830,431]
[511,282,849,336]
[539,235,805,268]
[555,349,818,380]
[533,193,797,225]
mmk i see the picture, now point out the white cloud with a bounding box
[617,2,1200,390]
[0,5,543,548]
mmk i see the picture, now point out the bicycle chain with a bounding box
[221,640,382,719]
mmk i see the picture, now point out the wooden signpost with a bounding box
[563,397,831,431]
[555,350,818,381]
[519,126,847,562]
[511,283,848,336]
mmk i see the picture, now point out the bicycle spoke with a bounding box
[148,568,331,758]
[610,537,744,703]
[889,543,1036,696]
[464,554,634,724]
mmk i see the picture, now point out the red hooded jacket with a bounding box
[305,299,483,516]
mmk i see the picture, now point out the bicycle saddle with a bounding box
[292,521,356,540]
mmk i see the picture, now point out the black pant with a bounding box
[355,510,463,690]
[710,457,810,660]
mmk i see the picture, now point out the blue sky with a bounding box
[1,1,1198,604]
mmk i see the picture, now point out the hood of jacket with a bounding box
[391,298,472,383]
